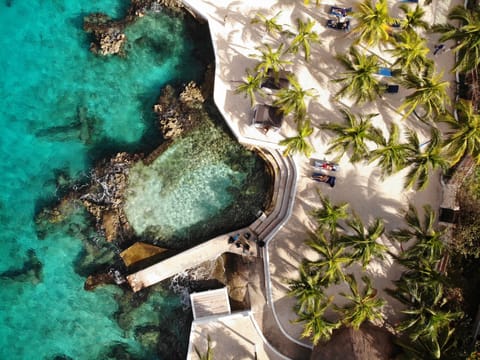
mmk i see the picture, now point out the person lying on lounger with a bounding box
[312,173,336,187]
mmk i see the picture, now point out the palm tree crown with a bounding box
[442,100,480,165]
[235,69,265,107]
[310,192,349,233]
[288,18,321,61]
[336,274,386,330]
[352,0,393,46]
[294,295,340,345]
[388,31,431,73]
[252,43,292,79]
[334,46,382,104]
[341,215,387,269]
[279,119,314,157]
[432,5,480,72]
[403,127,450,190]
[305,231,351,285]
[288,265,323,313]
[390,204,446,263]
[251,11,284,36]
[321,108,381,163]
[399,65,450,120]
[273,75,316,120]
[399,4,429,33]
[369,123,412,178]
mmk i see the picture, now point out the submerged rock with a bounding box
[0,249,43,284]
[84,272,116,291]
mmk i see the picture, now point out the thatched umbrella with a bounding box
[310,323,398,360]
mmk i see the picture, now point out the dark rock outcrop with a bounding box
[80,152,142,242]
[84,13,126,56]
[153,81,205,140]
[83,0,186,57]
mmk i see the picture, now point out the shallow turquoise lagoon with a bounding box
[0,0,214,358]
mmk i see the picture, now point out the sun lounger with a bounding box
[377,67,392,77]
[386,85,399,93]
[312,159,339,171]
[312,172,336,188]
[329,6,352,17]
[326,19,350,32]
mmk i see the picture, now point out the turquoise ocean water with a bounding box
[0,1,236,358]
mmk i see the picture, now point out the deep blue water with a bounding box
[0,1,207,358]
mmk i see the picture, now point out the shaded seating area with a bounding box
[261,69,292,91]
[251,104,284,133]
[311,172,336,187]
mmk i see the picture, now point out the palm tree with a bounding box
[288,18,321,61]
[334,46,383,104]
[395,326,457,360]
[252,43,292,79]
[279,119,314,157]
[273,75,316,120]
[341,215,387,269]
[369,123,413,178]
[441,100,480,165]
[294,296,341,345]
[321,109,381,163]
[388,31,431,73]
[310,191,349,233]
[288,264,323,313]
[305,231,351,285]
[235,69,265,107]
[431,5,480,72]
[251,11,284,36]
[388,269,462,359]
[399,4,429,33]
[335,274,386,329]
[194,335,214,360]
[390,203,446,263]
[403,127,450,190]
[399,65,450,120]
[351,0,393,46]
[395,286,462,360]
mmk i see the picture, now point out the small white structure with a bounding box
[190,288,231,320]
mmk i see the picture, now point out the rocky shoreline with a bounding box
[35,2,256,341]
[80,80,209,246]
[84,0,186,56]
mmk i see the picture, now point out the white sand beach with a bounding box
[183,0,462,354]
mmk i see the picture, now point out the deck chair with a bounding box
[329,6,352,16]
[312,172,336,188]
[377,67,392,77]
[326,19,350,32]
[386,85,399,93]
